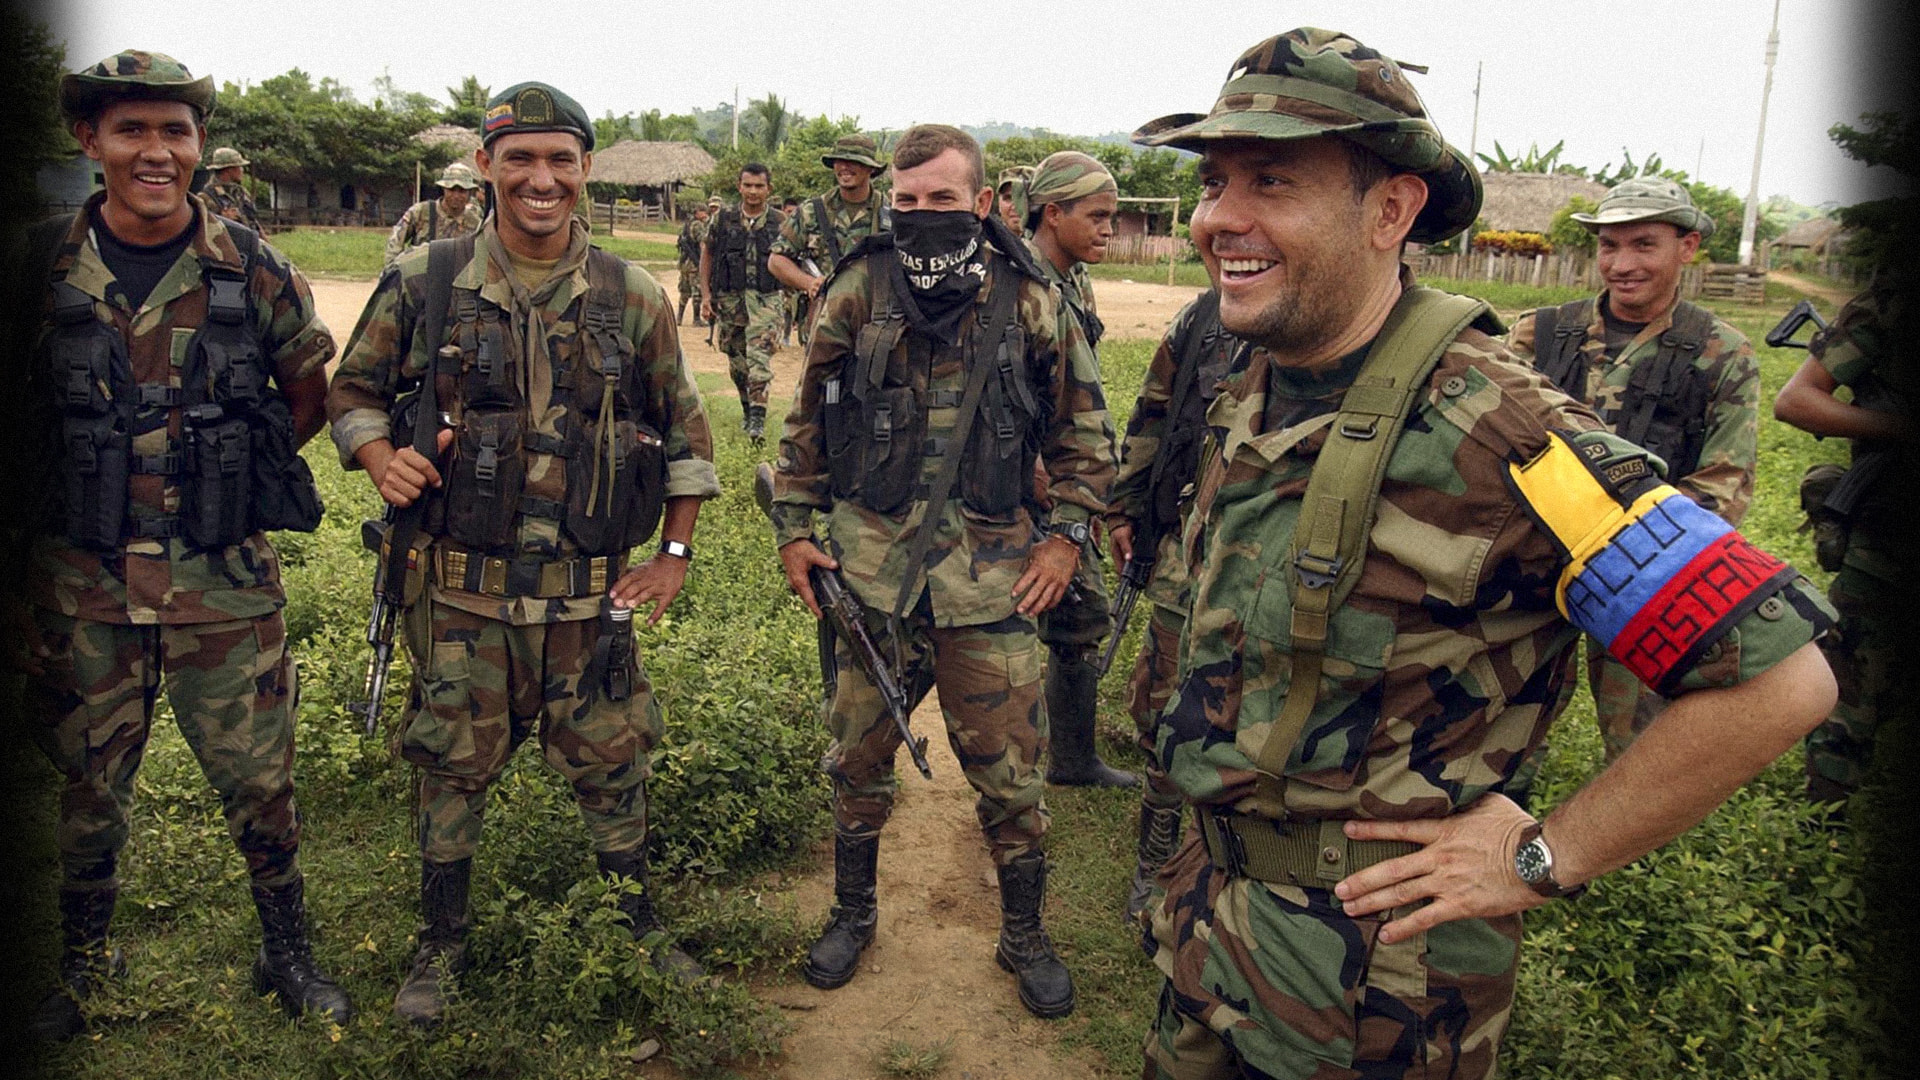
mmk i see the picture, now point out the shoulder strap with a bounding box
[1136,290,1222,532]
[1533,297,1592,395]
[26,213,77,290]
[813,196,842,267]
[377,238,459,606]
[1250,287,1488,783]
[429,199,438,241]
[884,261,1024,641]
[582,247,629,375]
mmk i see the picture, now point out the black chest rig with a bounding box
[41,219,323,552]
[709,208,781,294]
[1532,297,1717,479]
[1148,289,1240,533]
[823,250,1035,519]
[426,240,666,558]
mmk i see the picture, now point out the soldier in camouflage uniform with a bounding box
[996,165,1034,235]
[1104,289,1240,920]
[326,81,721,1028]
[1019,151,1135,789]
[383,162,485,268]
[769,133,891,304]
[674,202,710,326]
[1505,178,1761,769]
[202,145,262,233]
[769,124,1116,1019]
[1774,284,1917,803]
[701,163,785,442]
[1129,30,1837,1078]
[9,51,351,1040]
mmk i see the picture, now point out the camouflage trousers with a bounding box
[712,288,781,408]
[402,601,663,863]
[26,608,302,890]
[1142,830,1518,1079]
[826,592,1050,865]
[1804,566,1911,798]
[676,262,702,311]
[1037,535,1112,653]
[1126,603,1185,812]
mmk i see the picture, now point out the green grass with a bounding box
[268,226,681,279]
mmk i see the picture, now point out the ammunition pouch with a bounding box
[1533,298,1716,479]
[432,543,626,600]
[48,281,135,550]
[710,209,779,294]
[62,412,132,551]
[958,308,1034,519]
[1800,462,1850,573]
[250,396,325,534]
[444,410,526,552]
[179,405,253,548]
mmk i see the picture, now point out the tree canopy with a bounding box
[205,69,450,195]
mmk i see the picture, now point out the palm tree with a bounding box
[745,93,792,152]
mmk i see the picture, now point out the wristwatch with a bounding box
[1513,823,1586,900]
[1047,520,1091,546]
[658,539,693,561]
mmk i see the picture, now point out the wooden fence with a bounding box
[1411,250,1723,300]
[1105,234,1192,263]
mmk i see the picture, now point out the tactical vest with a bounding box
[823,250,1035,519]
[677,219,701,265]
[423,236,666,558]
[709,207,780,294]
[1147,289,1239,533]
[1532,298,1717,479]
[37,215,323,552]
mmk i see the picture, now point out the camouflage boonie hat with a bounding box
[60,50,216,122]
[483,81,594,150]
[707,195,723,208]
[1133,27,1481,244]
[997,165,1035,193]
[435,162,481,189]
[1572,177,1715,237]
[821,133,886,171]
[206,147,248,169]
[1026,151,1117,208]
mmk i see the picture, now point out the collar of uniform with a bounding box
[468,215,593,309]
[1594,288,1681,343]
[827,187,881,216]
[63,189,234,312]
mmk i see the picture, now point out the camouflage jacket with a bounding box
[328,219,721,625]
[24,194,334,625]
[201,180,261,234]
[1161,285,1832,821]
[1506,291,1759,526]
[771,187,889,273]
[384,198,487,268]
[769,241,1117,628]
[1105,292,1238,614]
[676,218,708,269]
[1024,240,1101,346]
[1810,287,1913,580]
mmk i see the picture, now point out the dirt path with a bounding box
[1767,269,1856,310]
[308,271,1201,390]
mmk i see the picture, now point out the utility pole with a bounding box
[732,84,740,150]
[1739,0,1781,266]
[1455,60,1483,254]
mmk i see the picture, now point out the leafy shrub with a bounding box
[1473,229,1555,256]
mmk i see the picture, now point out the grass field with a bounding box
[269,226,681,278]
[11,272,1894,1079]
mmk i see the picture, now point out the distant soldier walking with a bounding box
[769,133,892,319]
[202,145,262,232]
[383,162,484,268]
[701,162,785,442]
[675,201,711,326]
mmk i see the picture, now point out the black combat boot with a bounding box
[251,874,353,1024]
[393,858,471,1028]
[802,826,879,990]
[745,405,767,444]
[1044,648,1138,788]
[595,848,706,980]
[995,850,1074,1018]
[1125,801,1184,923]
[30,884,124,1042]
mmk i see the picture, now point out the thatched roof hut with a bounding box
[1775,217,1845,252]
[590,141,716,188]
[1479,171,1609,233]
[414,123,481,159]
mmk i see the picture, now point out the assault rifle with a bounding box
[1766,299,1828,349]
[754,463,932,779]
[1094,541,1154,676]
[349,239,457,737]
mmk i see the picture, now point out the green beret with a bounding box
[1134,27,1481,244]
[483,82,593,151]
[60,50,215,123]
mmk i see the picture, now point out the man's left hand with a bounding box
[608,553,690,625]
[1333,792,1547,944]
[1012,534,1078,616]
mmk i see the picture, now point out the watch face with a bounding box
[1514,838,1550,884]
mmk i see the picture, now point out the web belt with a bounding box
[1196,806,1419,888]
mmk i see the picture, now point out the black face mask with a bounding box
[889,209,987,345]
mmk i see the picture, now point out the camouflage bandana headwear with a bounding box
[482,82,594,150]
[436,162,481,189]
[997,165,1036,229]
[206,147,249,169]
[1133,27,1481,244]
[60,50,216,123]
[821,133,886,171]
[1026,151,1117,208]
[1572,177,1716,238]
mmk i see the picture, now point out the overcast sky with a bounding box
[45,0,1911,208]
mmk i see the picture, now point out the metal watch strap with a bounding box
[659,539,693,560]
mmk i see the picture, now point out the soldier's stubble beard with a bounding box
[1216,198,1375,363]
